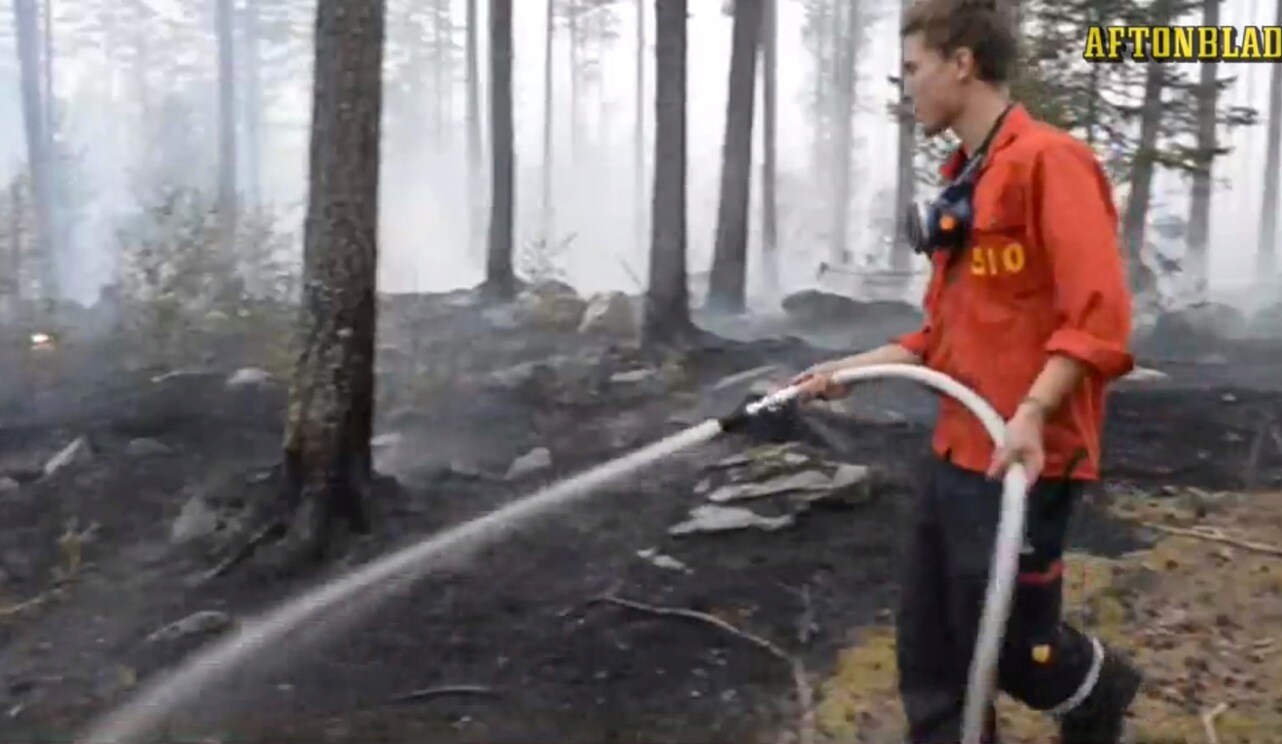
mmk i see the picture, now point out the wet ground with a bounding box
[0,289,1280,744]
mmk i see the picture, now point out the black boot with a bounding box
[1058,649,1142,744]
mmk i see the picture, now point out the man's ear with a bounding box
[952,47,976,81]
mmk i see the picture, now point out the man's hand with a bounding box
[987,398,1047,480]
[787,362,852,403]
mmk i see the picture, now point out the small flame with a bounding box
[30,332,53,348]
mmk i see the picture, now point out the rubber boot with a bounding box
[1057,650,1142,744]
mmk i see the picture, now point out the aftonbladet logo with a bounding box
[1082,25,1282,61]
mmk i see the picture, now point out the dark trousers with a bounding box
[896,457,1101,743]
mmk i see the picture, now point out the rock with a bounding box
[710,365,783,394]
[0,476,18,494]
[610,368,659,385]
[226,367,272,388]
[481,305,520,330]
[798,463,880,508]
[146,610,233,644]
[42,437,93,478]
[579,291,639,337]
[125,438,172,456]
[506,447,552,479]
[781,290,923,331]
[515,281,587,330]
[1149,303,1249,353]
[1250,301,1282,337]
[637,548,691,573]
[487,361,549,391]
[781,290,859,324]
[669,505,794,536]
[707,470,834,503]
[150,369,221,385]
[2,549,33,580]
[1122,366,1169,382]
[171,495,220,545]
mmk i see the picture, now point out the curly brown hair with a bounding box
[901,0,1019,84]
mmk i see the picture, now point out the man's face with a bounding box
[902,32,969,137]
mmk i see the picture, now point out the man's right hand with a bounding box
[788,363,853,403]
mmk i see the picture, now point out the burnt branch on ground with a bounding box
[589,592,816,744]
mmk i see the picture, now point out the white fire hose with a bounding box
[741,364,1029,744]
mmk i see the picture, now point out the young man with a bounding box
[790,0,1142,742]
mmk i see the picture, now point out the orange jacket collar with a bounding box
[939,103,1032,180]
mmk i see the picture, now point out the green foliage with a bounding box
[115,187,298,370]
[1017,0,1258,180]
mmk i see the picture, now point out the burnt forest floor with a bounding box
[0,288,1280,743]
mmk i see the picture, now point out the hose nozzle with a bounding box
[717,386,803,441]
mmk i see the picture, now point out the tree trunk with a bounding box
[1258,0,1282,280]
[890,34,916,272]
[216,0,239,255]
[41,0,52,147]
[634,0,646,262]
[1121,60,1165,296]
[706,0,763,314]
[440,0,455,146]
[829,0,858,266]
[1186,0,1219,295]
[281,0,385,563]
[568,0,581,167]
[243,0,263,206]
[484,0,516,299]
[11,0,56,302]
[433,0,446,144]
[466,0,484,260]
[760,0,778,294]
[643,0,691,347]
[809,0,831,185]
[543,0,555,243]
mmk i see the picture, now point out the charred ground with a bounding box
[0,286,1280,743]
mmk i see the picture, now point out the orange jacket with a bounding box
[896,105,1134,481]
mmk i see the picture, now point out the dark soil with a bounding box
[1,293,1280,744]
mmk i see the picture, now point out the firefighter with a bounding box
[789,0,1143,741]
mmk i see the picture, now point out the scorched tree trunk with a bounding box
[281,0,385,562]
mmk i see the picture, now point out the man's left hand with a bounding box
[987,400,1046,480]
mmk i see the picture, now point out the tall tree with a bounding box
[1120,59,1165,295]
[891,0,915,273]
[706,0,763,314]
[1184,0,1218,295]
[543,0,556,243]
[216,0,239,253]
[643,0,691,346]
[242,0,264,206]
[466,0,484,260]
[484,0,516,299]
[41,0,52,149]
[11,0,56,302]
[760,0,778,293]
[634,0,646,259]
[828,0,859,265]
[1259,0,1282,280]
[281,0,386,562]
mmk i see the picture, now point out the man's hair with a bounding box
[901,0,1018,84]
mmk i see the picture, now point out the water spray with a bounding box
[77,364,1025,744]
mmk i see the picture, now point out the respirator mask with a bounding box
[905,103,1014,258]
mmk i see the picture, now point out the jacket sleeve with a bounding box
[894,259,943,362]
[1033,141,1135,380]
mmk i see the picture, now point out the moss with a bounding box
[815,626,900,740]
